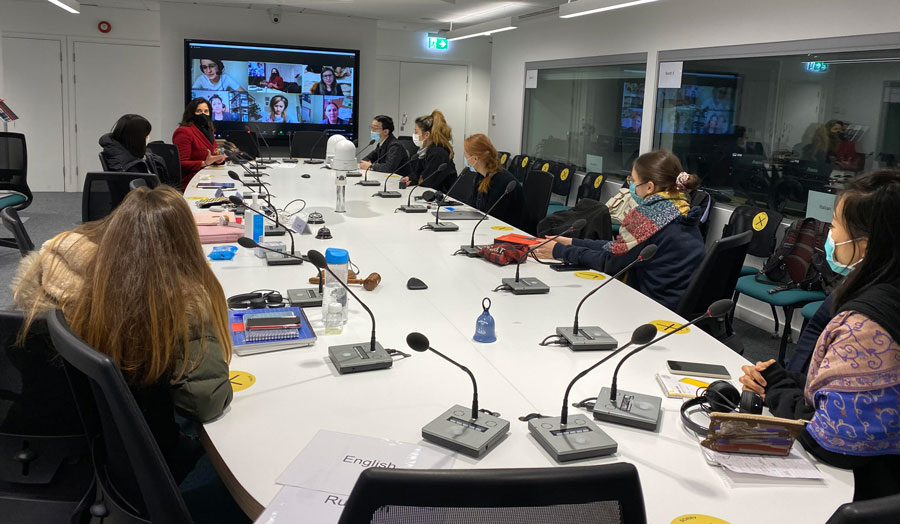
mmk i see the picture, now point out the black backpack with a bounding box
[756,217,843,294]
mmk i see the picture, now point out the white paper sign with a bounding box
[276,430,456,495]
[806,190,836,223]
[658,61,684,89]
[291,215,313,235]
[525,69,538,89]
[586,154,603,174]
[254,486,346,524]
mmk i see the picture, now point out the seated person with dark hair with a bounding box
[100,114,167,178]
[359,115,410,178]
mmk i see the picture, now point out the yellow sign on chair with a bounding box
[500,154,508,164]
[752,212,768,232]
[542,163,550,172]
[561,168,570,181]
[230,371,256,392]
[522,157,529,168]
[594,175,603,188]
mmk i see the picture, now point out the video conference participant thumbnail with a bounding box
[303,66,353,96]
[191,59,247,92]
[260,94,300,123]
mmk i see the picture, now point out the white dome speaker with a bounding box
[325,134,347,167]
[332,140,358,172]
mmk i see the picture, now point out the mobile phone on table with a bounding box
[666,360,731,379]
[550,263,588,272]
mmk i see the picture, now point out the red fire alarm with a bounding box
[98,21,111,33]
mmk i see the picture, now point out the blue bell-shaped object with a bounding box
[473,297,496,343]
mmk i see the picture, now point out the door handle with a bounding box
[401,114,407,131]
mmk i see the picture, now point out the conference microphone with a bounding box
[248,125,275,164]
[235,238,324,308]
[553,244,658,351]
[455,180,517,256]
[421,173,469,232]
[358,146,388,186]
[227,169,273,208]
[229,194,296,262]
[227,151,269,177]
[406,332,510,458]
[498,219,586,295]
[307,249,393,374]
[347,139,376,178]
[375,147,425,198]
[398,162,447,213]
[593,299,736,432]
[304,130,328,164]
[526,324,657,463]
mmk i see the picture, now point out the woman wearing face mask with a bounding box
[738,170,900,502]
[262,67,284,91]
[172,98,227,190]
[534,150,705,310]
[401,110,457,193]
[462,134,524,228]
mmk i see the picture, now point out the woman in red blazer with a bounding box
[172,97,226,190]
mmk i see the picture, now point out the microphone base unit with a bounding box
[422,222,459,232]
[286,288,324,308]
[528,415,618,463]
[346,171,362,178]
[592,387,662,432]
[263,225,286,236]
[458,245,486,257]
[242,173,269,177]
[357,180,381,187]
[257,159,278,165]
[304,159,325,165]
[501,277,550,295]
[422,405,509,458]
[398,204,427,213]
[265,252,303,266]
[555,326,619,351]
[374,191,402,198]
[328,341,393,374]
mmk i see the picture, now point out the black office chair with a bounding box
[826,493,900,523]
[521,168,554,235]
[46,310,193,524]
[0,311,95,524]
[128,178,148,191]
[290,130,328,159]
[450,168,477,205]
[676,230,752,341]
[547,161,574,207]
[81,172,159,223]
[497,151,511,170]
[223,130,261,159]
[397,136,419,160]
[509,154,533,184]
[0,132,33,212]
[578,172,606,203]
[688,188,714,241]
[338,463,646,524]
[1,207,34,256]
[147,142,183,188]
[98,153,110,171]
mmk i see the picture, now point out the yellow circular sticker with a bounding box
[593,175,604,188]
[574,271,606,281]
[671,515,731,524]
[650,320,690,334]
[752,212,768,232]
[541,163,550,172]
[491,226,514,231]
[561,168,570,181]
[500,153,508,164]
[230,371,256,392]
[521,157,529,168]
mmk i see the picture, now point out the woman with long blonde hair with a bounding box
[402,109,458,193]
[13,185,233,482]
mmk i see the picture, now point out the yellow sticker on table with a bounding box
[650,320,690,334]
[752,212,768,231]
[561,168,570,181]
[594,175,604,188]
[541,163,550,172]
[491,226,514,231]
[671,515,731,524]
[230,371,256,392]
[187,196,204,200]
[574,271,606,281]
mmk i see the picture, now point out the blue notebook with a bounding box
[229,306,317,356]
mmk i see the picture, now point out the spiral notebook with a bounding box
[229,307,317,356]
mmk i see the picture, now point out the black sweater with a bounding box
[409,144,457,193]
[467,169,524,229]
[362,134,410,178]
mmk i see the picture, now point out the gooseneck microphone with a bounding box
[498,219,586,295]
[359,145,388,186]
[227,152,269,177]
[399,162,447,213]
[456,180,517,256]
[552,244,657,351]
[375,147,426,198]
[304,130,329,164]
[348,139,377,178]
[236,238,324,307]
[228,169,273,208]
[307,249,394,374]
[249,124,274,163]
[421,173,468,232]
[592,299,736,432]
[228,194,296,260]
[526,324,656,463]
[406,332,510,458]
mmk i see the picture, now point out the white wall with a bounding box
[158,3,378,141]
[375,28,492,138]
[0,27,5,98]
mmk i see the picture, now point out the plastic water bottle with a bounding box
[324,302,343,334]
[243,192,259,240]
[321,248,349,324]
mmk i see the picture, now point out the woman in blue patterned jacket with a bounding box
[739,170,900,502]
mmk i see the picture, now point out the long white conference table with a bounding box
[186,162,852,523]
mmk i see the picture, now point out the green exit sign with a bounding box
[427,36,448,50]
[803,61,829,73]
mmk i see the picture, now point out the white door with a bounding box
[371,59,400,134]
[778,82,824,151]
[397,62,468,172]
[73,41,160,189]
[2,37,66,191]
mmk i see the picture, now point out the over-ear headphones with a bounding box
[680,380,763,436]
[227,290,284,309]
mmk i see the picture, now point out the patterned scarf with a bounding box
[603,191,691,256]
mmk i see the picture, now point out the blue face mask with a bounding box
[629,182,644,205]
[370,131,381,142]
[825,230,863,276]
[464,157,471,169]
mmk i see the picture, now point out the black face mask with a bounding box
[191,114,214,142]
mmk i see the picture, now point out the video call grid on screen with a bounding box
[185,40,360,141]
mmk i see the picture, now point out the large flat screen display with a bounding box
[184,39,360,141]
